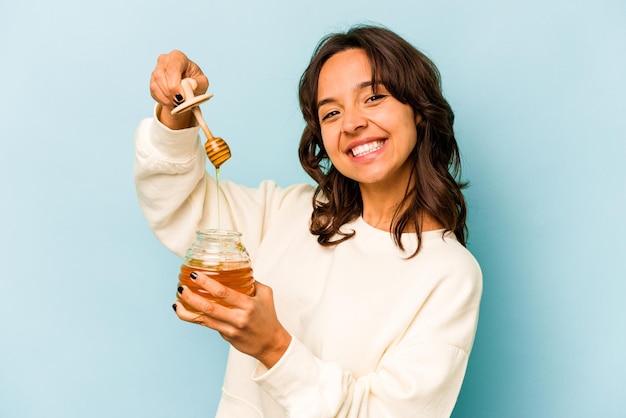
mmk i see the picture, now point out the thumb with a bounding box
[251,280,274,300]
[183,60,209,95]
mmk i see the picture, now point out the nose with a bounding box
[341,106,367,134]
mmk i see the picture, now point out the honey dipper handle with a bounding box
[192,107,215,139]
[180,78,198,102]
[176,78,231,168]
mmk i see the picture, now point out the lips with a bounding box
[350,139,385,157]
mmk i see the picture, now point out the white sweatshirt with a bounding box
[134,111,483,418]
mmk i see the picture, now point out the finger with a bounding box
[189,271,249,308]
[187,69,209,96]
[150,50,187,106]
[150,68,178,108]
[176,284,256,339]
[180,56,209,94]
[150,73,174,107]
[250,280,270,298]
[176,284,233,321]
[164,52,186,100]
[171,299,231,331]
[172,299,250,347]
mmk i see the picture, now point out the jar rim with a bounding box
[196,229,242,238]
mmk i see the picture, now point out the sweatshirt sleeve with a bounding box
[134,108,212,256]
[252,255,482,418]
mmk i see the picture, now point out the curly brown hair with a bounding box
[298,24,467,255]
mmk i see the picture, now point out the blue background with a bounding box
[1,0,624,417]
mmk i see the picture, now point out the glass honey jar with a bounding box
[178,229,255,310]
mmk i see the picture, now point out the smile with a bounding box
[350,140,385,157]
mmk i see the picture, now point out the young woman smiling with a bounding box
[135,24,482,417]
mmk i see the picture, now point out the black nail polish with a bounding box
[174,93,183,103]
[172,303,177,312]
[177,286,183,295]
[190,272,198,280]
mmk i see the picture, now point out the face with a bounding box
[316,48,419,192]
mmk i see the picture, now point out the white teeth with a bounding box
[351,140,384,157]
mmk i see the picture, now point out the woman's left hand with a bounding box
[173,272,292,369]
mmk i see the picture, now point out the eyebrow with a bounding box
[316,80,377,110]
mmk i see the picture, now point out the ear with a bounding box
[415,112,423,125]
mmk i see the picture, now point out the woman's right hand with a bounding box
[149,50,209,130]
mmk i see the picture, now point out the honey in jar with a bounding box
[178,229,254,311]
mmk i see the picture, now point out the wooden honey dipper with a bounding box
[171,78,231,168]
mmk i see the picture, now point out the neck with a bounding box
[359,183,403,231]
[360,186,442,233]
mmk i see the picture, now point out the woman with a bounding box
[135,24,482,417]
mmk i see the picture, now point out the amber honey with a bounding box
[178,263,255,310]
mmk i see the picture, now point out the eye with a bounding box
[366,94,387,103]
[320,110,340,122]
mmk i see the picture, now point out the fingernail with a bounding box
[177,286,183,295]
[174,94,184,104]
[172,303,177,312]
[190,272,197,280]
